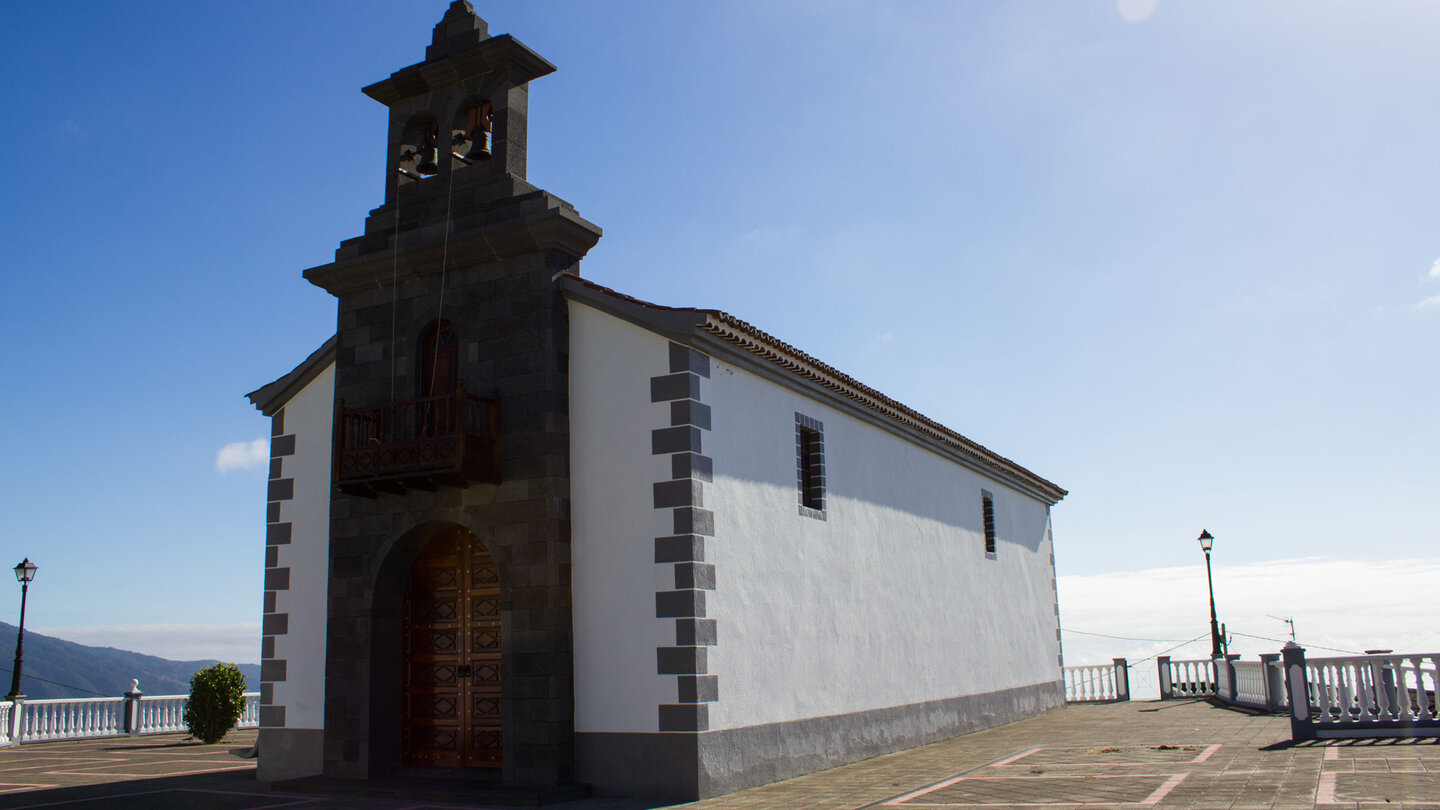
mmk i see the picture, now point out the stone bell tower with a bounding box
[302,1,600,790]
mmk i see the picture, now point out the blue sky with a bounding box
[3,1,1437,664]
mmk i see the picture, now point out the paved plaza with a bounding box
[0,700,1434,809]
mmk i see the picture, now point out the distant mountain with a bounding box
[0,623,259,700]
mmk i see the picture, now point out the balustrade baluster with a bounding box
[1330,662,1353,717]
[1397,658,1416,720]
[1312,664,1331,722]
[1342,666,1359,722]
[1359,662,1377,721]
[1324,664,1341,722]
[1373,659,1391,720]
[1414,657,1434,719]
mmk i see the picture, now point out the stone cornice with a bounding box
[304,197,602,296]
[362,35,555,106]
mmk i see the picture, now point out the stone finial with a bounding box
[427,1,490,61]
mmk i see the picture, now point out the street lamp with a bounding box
[6,559,37,701]
[1197,531,1222,660]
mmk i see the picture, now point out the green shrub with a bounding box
[183,663,247,744]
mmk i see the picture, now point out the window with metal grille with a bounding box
[795,413,825,517]
[982,490,997,557]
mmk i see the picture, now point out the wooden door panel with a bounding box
[470,728,503,766]
[403,526,502,769]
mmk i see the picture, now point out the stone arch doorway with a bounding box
[402,525,503,768]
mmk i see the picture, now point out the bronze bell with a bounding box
[466,128,492,161]
[417,145,440,176]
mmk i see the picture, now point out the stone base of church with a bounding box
[576,679,1065,801]
[257,727,325,782]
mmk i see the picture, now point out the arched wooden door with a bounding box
[402,526,502,768]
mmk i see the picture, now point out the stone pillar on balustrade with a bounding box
[1112,658,1130,702]
[1258,653,1284,712]
[1157,655,1172,700]
[1222,654,1240,702]
[123,680,143,736]
[1280,642,1315,741]
[5,696,20,742]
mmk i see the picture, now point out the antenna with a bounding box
[1267,614,1296,642]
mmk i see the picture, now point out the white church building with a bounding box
[247,2,1067,801]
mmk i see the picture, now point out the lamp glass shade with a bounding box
[1197,531,1214,552]
[13,559,36,583]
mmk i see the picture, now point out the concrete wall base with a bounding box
[577,679,1064,801]
[257,727,325,782]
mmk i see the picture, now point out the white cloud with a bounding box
[1413,293,1440,311]
[1058,557,1440,698]
[33,623,261,665]
[737,223,803,248]
[215,438,269,473]
[1430,258,1440,279]
[1117,0,1158,23]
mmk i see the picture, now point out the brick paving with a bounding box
[0,729,259,797]
[0,701,1434,809]
[672,700,1440,810]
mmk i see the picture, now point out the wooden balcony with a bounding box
[334,388,499,497]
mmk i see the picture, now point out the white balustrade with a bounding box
[0,689,262,747]
[16,698,125,743]
[1268,658,1287,708]
[238,693,261,729]
[136,695,189,734]
[1215,658,1233,698]
[1305,653,1439,727]
[1064,664,1118,702]
[1166,659,1215,697]
[1231,661,1269,709]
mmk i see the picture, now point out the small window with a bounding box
[795,413,825,518]
[981,490,997,558]
[418,319,458,399]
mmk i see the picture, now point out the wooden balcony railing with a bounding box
[334,388,500,497]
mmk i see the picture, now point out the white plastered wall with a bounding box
[704,355,1060,732]
[569,302,677,732]
[271,363,334,729]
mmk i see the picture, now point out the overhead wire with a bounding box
[1228,631,1362,656]
[427,133,457,400]
[1125,634,1210,667]
[0,667,110,698]
[1063,629,1194,643]
[390,143,403,404]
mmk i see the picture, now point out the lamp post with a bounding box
[1197,531,1222,659]
[6,559,37,701]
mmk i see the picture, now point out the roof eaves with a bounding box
[245,335,338,416]
[562,276,1067,504]
[700,314,1067,503]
